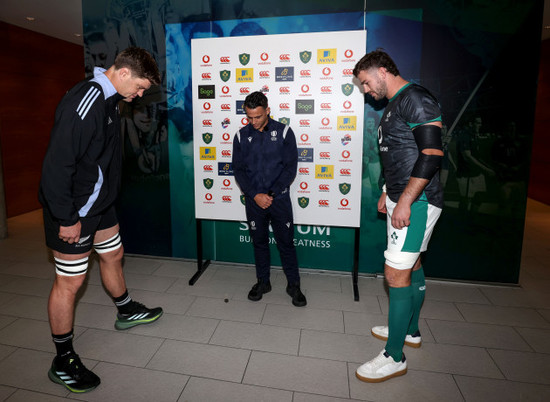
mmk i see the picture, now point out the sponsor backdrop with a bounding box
[192,31,366,227]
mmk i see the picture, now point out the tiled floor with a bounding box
[0,199,549,401]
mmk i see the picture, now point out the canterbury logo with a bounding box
[279,54,290,61]
[77,87,100,120]
[202,73,211,79]
[259,71,270,78]
[319,152,330,158]
[340,169,351,175]
[342,69,354,76]
[321,86,332,93]
[320,103,331,109]
[220,56,230,63]
[279,87,290,93]
[319,200,329,206]
[299,168,309,174]
[202,120,212,126]
[240,87,250,94]
[300,70,311,76]
[299,119,310,126]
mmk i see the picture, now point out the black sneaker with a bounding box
[286,283,307,307]
[248,280,271,301]
[48,352,100,393]
[115,301,163,330]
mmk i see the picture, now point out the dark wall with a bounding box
[529,39,550,204]
[0,22,84,217]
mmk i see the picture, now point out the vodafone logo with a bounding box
[261,52,269,61]
[299,119,310,127]
[240,87,250,94]
[321,86,332,94]
[259,71,270,78]
[205,193,213,200]
[300,182,308,190]
[322,67,331,76]
[222,133,231,141]
[319,152,331,159]
[301,85,310,93]
[343,101,352,109]
[222,86,230,94]
[300,134,309,142]
[320,136,331,143]
[221,104,230,110]
[342,150,351,159]
[340,168,351,176]
[340,198,349,207]
[241,117,249,125]
[221,150,232,157]
[319,184,330,191]
[222,196,232,202]
[203,165,213,172]
[202,55,210,64]
[322,118,330,126]
[300,70,311,77]
[299,167,310,174]
[203,119,212,126]
[319,200,329,207]
[345,49,353,58]
[279,53,290,61]
[279,87,290,93]
[223,179,231,187]
[280,103,290,110]
[343,69,353,76]
[201,72,211,79]
[320,103,331,110]
[203,102,211,110]
[220,56,230,63]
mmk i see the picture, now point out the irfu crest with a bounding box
[220,70,231,82]
[342,83,354,96]
[203,178,214,189]
[298,197,309,208]
[339,183,351,195]
[239,53,250,66]
[300,51,312,64]
[202,132,213,144]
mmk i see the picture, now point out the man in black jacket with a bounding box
[39,47,163,393]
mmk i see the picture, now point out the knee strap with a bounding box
[54,256,89,277]
[384,249,419,270]
[94,233,122,254]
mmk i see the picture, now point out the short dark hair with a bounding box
[114,47,161,86]
[243,91,268,110]
[353,49,400,78]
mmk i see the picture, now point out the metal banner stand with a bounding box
[189,219,211,285]
[353,227,360,301]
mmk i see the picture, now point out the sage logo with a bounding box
[295,100,314,114]
[198,85,215,99]
[275,67,294,82]
[236,100,245,115]
[298,148,314,162]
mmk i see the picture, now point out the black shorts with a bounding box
[43,205,118,254]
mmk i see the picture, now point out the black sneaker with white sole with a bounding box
[114,302,163,330]
[48,352,100,393]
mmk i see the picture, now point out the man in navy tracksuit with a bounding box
[233,92,306,307]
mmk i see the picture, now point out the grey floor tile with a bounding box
[347,277,388,297]
[129,313,218,343]
[427,319,532,351]
[147,339,250,382]
[0,344,17,361]
[122,255,163,274]
[521,255,550,279]
[294,393,364,402]
[0,276,53,298]
[76,283,115,306]
[0,314,17,331]
[0,274,18,289]
[166,278,241,299]
[348,364,463,402]
[74,328,164,367]
[0,261,54,280]
[0,386,16,401]
[125,289,196,315]
[122,271,178,292]
[262,304,344,332]
[210,320,300,355]
[209,264,257,284]
[299,329,378,363]
[306,290,381,313]
[480,285,550,308]
[73,302,119,331]
[297,273,343,293]
[515,327,550,353]
[186,296,266,323]
[179,376,292,402]
[153,259,217,281]
[0,294,49,322]
[456,303,550,328]
[243,351,349,398]
[4,389,71,402]
[489,349,550,385]
[75,362,189,402]
[378,296,465,322]
[538,308,550,323]
[455,375,550,402]
[231,282,298,306]
[423,282,490,304]
[405,343,503,378]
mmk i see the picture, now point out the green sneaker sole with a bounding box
[114,310,163,330]
[47,369,99,393]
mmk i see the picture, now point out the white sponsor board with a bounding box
[192,30,366,227]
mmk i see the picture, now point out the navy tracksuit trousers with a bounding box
[245,193,299,284]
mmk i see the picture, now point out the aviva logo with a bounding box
[200,147,216,160]
[315,165,334,179]
[236,68,253,83]
[317,49,337,64]
[337,116,357,131]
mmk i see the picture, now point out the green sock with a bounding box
[408,267,426,335]
[385,286,413,362]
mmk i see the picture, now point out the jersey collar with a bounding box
[91,67,118,99]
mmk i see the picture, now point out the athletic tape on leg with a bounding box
[54,256,89,276]
[94,233,122,254]
[384,249,419,270]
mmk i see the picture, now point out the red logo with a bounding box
[279,87,290,93]
[203,119,212,126]
[222,86,230,94]
[279,54,290,61]
[205,193,213,200]
[345,49,353,58]
[320,103,331,110]
[223,179,231,187]
[322,67,331,76]
[343,101,352,109]
[342,150,351,158]
[321,118,330,126]
[319,200,329,206]
[320,152,331,158]
[321,86,332,94]
[300,134,309,142]
[221,104,230,110]
[202,55,210,64]
[203,102,211,110]
[203,165,213,172]
[319,184,330,191]
[340,168,351,175]
[220,56,230,63]
[240,87,250,94]
[299,119,310,126]
[341,198,349,207]
[320,136,331,143]
[301,84,310,93]
[222,196,232,202]
[201,72,211,79]
[241,117,249,125]
[261,52,269,61]
[259,71,270,78]
[299,167,310,174]
[221,150,232,157]
[343,69,353,76]
[222,133,231,141]
[300,70,311,77]
[280,103,290,110]
[300,182,308,190]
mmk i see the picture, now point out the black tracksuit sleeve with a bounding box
[269,126,297,196]
[232,131,256,199]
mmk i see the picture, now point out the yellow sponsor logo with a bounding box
[317,49,337,64]
[337,116,357,131]
[200,147,216,160]
[315,164,334,179]
[236,68,254,82]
